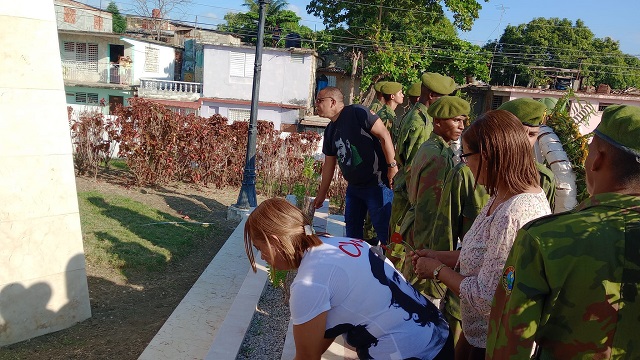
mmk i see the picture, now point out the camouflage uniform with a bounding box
[430,162,489,343]
[400,132,453,294]
[376,104,397,136]
[389,103,432,243]
[536,161,556,211]
[369,99,383,113]
[487,192,640,359]
[392,102,417,144]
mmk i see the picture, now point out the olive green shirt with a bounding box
[431,163,489,315]
[389,103,432,238]
[536,161,556,211]
[400,133,453,294]
[376,104,396,136]
[487,193,640,359]
[369,99,383,113]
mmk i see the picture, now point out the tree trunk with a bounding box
[348,49,361,104]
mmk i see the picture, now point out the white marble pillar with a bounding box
[0,2,91,346]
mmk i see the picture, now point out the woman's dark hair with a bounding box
[462,110,539,196]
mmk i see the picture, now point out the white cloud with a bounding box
[288,4,301,16]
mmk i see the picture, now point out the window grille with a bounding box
[228,108,251,122]
[145,47,159,73]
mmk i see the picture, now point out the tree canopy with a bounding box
[306,0,491,95]
[485,17,640,90]
[219,0,314,48]
[106,1,126,33]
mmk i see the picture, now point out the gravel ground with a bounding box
[236,280,291,360]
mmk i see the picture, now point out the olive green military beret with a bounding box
[374,81,388,92]
[427,96,470,119]
[595,104,640,157]
[421,72,457,95]
[498,98,548,127]
[380,81,402,95]
[538,97,558,111]
[407,82,421,97]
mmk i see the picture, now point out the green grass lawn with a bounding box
[77,190,211,274]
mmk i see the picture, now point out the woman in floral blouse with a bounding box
[412,110,551,360]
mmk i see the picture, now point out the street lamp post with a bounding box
[234,0,270,209]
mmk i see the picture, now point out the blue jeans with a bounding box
[344,183,393,245]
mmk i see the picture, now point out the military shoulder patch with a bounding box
[502,266,515,295]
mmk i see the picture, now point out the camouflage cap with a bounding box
[407,81,422,97]
[498,98,548,127]
[374,81,389,92]
[420,72,457,95]
[380,81,402,95]
[538,97,558,111]
[427,96,470,119]
[595,104,640,158]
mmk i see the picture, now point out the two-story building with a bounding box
[55,0,184,115]
[199,44,317,132]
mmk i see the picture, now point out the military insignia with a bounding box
[502,266,515,295]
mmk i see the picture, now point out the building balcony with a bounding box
[61,60,132,87]
[138,78,202,101]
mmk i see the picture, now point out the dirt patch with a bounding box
[0,169,263,360]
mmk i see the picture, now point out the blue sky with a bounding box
[88,0,640,55]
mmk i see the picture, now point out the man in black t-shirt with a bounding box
[312,87,398,245]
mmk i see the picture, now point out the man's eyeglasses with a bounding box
[460,152,477,163]
[315,97,333,104]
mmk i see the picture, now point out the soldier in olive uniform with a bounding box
[388,73,457,262]
[498,98,557,210]
[393,81,422,143]
[487,104,640,359]
[399,96,470,295]
[429,161,490,346]
[369,81,388,113]
[376,81,404,135]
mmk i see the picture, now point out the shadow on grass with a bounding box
[85,196,211,275]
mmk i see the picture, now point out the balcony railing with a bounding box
[138,78,202,101]
[61,60,133,86]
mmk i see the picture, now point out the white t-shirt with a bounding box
[290,236,449,359]
[458,190,551,348]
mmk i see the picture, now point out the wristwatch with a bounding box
[433,264,447,282]
[388,162,397,168]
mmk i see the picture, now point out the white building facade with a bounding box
[199,44,317,131]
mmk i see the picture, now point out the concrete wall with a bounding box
[0,1,92,346]
[199,100,301,131]
[202,45,315,107]
[122,37,176,85]
[54,0,112,33]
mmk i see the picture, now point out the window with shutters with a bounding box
[491,95,506,110]
[228,108,251,122]
[63,41,98,71]
[75,92,99,104]
[327,75,337,87]
[229,52,253,78]
[290,53,305,64]
[145,47,159,73]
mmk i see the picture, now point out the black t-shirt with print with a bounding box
[322,104,388,187]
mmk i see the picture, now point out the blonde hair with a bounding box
[244,198,323,272]
[462,110,539,196]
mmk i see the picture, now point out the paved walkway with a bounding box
[139,199,353,360]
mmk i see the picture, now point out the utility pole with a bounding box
[488,4,508,79]
[233,0,270,209]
